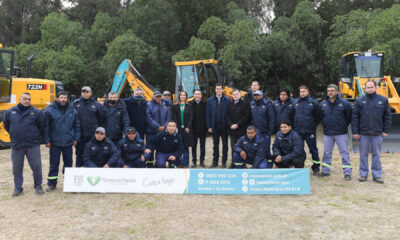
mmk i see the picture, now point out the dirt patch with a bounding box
[0,130,399,239]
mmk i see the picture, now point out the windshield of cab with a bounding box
[355,55,382,78]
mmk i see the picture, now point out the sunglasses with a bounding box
[95,132,105,135]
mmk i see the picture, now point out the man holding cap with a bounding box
[162,90,172,107]
[250,90,275,168]
[146,91,169,165]
[118,127,149,168]
[73,86,103,167]
[83,127,121,168]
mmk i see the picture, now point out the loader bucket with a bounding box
[350,113,400,153]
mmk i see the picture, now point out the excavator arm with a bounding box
[110,59,154,101]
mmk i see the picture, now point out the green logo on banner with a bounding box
[87,176,101,186]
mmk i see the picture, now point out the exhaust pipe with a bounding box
[27,55,34,78]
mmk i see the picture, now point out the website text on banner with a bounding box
[63,168,310,195]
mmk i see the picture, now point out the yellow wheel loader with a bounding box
[338,50,400,153]
[0,46,63,148]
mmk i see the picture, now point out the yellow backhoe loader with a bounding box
[108,59,245,101]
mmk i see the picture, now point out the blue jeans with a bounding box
[299,132,320,172]
[192,132,206,164]
[48,145,73,186]
[322,134,352,175]
[359,135,383,179]
[11,145,42,191]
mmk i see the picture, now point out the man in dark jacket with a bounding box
[233,126,268,168]
[272,120,306,168]
[190,90,207,168]
[206,83,231,168]
[118,127,148,168]
[3,92,45,196]
[44,91,80,192]
[102,91,130,144]
[273,89,295,133]
[226,89,250,168]
[83,127,120,168]
[319,84,352,180]
[162,90,172,107]
[250,90,275,168]
[352,81,392,183]
[145,91,169,165]
[244,81,261,102]
[123,88,147,139]
[73,86,103,167]
[293,85,321,175]
[145,121,184,168]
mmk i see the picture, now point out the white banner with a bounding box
[63,168,189,194]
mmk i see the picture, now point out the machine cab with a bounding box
[174,59,228,100]
[0,48,14,103]
[339,51,384,86]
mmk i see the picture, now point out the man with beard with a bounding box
[44,91,80,191]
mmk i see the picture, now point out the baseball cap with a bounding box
[154,91,162,97]
[162,91,171,96]
[127,127,137,133]
[81,86,92,92]
[95,127,106,134]
[254,90,263,96]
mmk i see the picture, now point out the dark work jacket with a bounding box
[118,135,145,165]
[170,103,194,147]
[320,96,352,136]
[273,98,295,133]
[233,134,266,168]
[73,97,103,137]
[272,129,306,163]
[146,99,169,134]
[83,137,120,167]
[123,96,147,136]
[250,98,275,135]
[189,99,207,134]
[351,93,392,136]
[102,100,130,142]
[206,94,230,130]
[293,95,320,134]
[150,131,183,160]
[4,104,45,148]
[226,99,251,136]
[44,102,80,146]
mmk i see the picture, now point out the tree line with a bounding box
[1,0,399,97]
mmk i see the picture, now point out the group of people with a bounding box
[3,80,391,197]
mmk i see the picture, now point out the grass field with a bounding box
[0,129,399,239]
